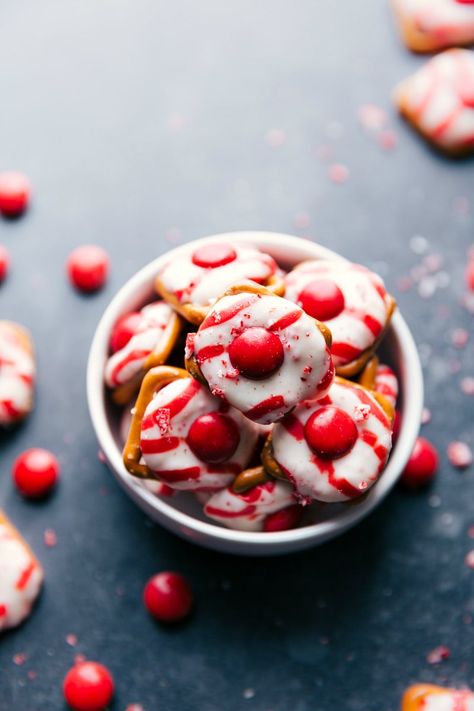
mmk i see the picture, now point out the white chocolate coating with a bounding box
[158,243,278,307]
[0,322,35,426]
[0,518,43,631]
[105,302,176,387]
[284,260,392,370]
[204,480,296,532]
[140,378,259,491]
[191,292,334,425]
[374,363,399,408]
[397,49,474,152]
[394,0,474,50]
[272,380,392,503]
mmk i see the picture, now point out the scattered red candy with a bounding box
[0,245,9,282]
[187,412,240,463]
[0,172,31,217]
[192,244,237,269]
[63,661,115,711]
[426,645,451,664]
[143,572,193,623]
[447,441,473,469]
[110,312,142,352]
[400,436,439,489]
[298,279,345,321]
[12,448,60,498]
[263,505,303,532]
[305,406,358,459]
[467,259,474,291]
[67,245,109,293]
[229,327,284,380]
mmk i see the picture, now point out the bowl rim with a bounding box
[87,231,423,549]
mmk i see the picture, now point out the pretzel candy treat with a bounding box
[391,0,474,53]
[0,321,35,426]
[402,684,474,711]
[187,284,334,425]
[396,49,474,156]
[264,379,393,504]
[204,480,299,532]
[105,301,182,405]
[284,260,395,377]
[358,356,399,411]
[155,242,284,324]
[0,512,43,632]
[123,366,259,491]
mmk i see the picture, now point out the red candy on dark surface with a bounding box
[263,505,303,532]
[0,172,31,217]
[187,412,240,463]
[400,436,439,489]
[110,312,142,352]
[304,406,358,459]
[298,279,345,321]
[63,661,115,711]
[466,260,474,291]
[192,243,237,269]
[67,245,109,292]
[0,245,9,282]
[229,327,284,380]
[143,571,193,623]
[13,448,60,498]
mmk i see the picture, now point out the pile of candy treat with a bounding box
[104,240,400,533]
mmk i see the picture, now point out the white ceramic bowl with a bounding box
[87,232,423,555]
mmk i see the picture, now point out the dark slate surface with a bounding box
[0,1,473,710]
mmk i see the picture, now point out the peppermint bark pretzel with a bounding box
[402,684,474,711]
[0,511,43,632]
[284,260,396,377]
[123,366,260,491]
[395,49,474,157]
[186,281,334,425]
[391,0,474,54]
[105,301,182,406]
[358,356,399,416]
[0,320,36,426]
[155,242,285,325]
[261,378,393,504]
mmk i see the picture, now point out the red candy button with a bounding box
[192,243,237,269]
[0,172,31,217]
[63,661,115,711]
[0,245,9,282]
[298,279,345,322]
[400,436,439,489]
[229,327,284,380]
[144,572,193,623]
[67,245,109,292]
[187,412,240,463]
[12,448,60,498]
[304,406,358,459]
[110,312,142,352]
[263,505,303,532]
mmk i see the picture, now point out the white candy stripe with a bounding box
[284,260,391,369]
[0,521,43,631]
[375,363,399,408]
[0,323,35,426]
[272,381,392,503]
[140,378,258,491]
[394,0,474,49]
[158,243,278,307]
[204,481,296,532]
[105,302,175,387]
[193,292,333,425]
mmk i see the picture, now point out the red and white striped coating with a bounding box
[204,480,296,532]
[402,685,474,711]
[0,517,43,632]
[105,302,176,388]
[0,322,35,426]
[393,0,474,51]
[374,363,399,408]
[140,378,259,491]
[272,380,392,503]
[158,243,279,307]
[191,292,334,425]
[396,49,474,152]
[284,260,392,370]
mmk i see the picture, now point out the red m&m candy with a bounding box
[144,572,193,623]
[0,245,9,282]
[110,312,142,353]
[63,661,115,711]
[192,244,237,269]
[400,436,439,489]
[229,327,284,380]
[67,245,109,293]
[304,406,358,459]
[12,448,60,498]
[187,412,240,463]
[298,279,345,322]
[263,505,303,532]
[0,172,31,217]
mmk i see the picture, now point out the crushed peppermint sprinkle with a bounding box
[460,377,474,396]
[294,212,310,230]
[125,705,145,711]
[421,408,432,425]
[378,129,397,151]
[353,404,370,422]
[13,653,27,666]
[451,329,469,348]
[243,689,256,700]
[43,529,58,547]
[66,634,78,647]
[447,442,473,469]
[357,104,387,131]
[27,670,37,681]
[465,551,474,569]
[427,646,451,664]
[328,164,349,184]
[97,449,106,463]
